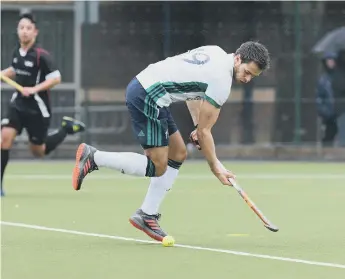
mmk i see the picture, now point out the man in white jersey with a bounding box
[72,41,270,242]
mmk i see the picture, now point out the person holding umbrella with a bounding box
[313,26,345,146]
[315,52,338,145]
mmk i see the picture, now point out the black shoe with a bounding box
[72,143,98,190]
[129,209,168,242]
[62,116,86,135]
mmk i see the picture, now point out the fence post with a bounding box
[163,2,171,58]
[294,1,302,144]
[80,1,92,144]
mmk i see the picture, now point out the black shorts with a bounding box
[125,77,178,149]
[1,104,51,145]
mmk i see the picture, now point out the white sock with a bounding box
[141,166,179,215]
[94,151,148,176]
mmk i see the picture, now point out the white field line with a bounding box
[5,174,345,180]
[1,221,345,269]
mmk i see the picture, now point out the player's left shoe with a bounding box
[129,209,168,242]
[62,116,86,135]
[72,143,98,191]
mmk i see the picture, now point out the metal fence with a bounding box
[1,1,345,154]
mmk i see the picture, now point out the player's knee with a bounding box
[29,145,45,158]
[168,131,188,163]
[0,136,13,149]
[168,145,187,164]
[31,150,45,158]
[176,145,188,162]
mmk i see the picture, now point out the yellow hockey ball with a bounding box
[162,235,175,247]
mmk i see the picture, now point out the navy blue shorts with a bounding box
[125,78,178,149]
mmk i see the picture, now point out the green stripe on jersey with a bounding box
[146,83,166,102]
[145,81,209,109]
[146,81,208,96]
[205,95,221,108]
[162,81,208,94]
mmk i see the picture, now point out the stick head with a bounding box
[264,224,279,232]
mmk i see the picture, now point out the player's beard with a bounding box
[233,67,242,83]
[20,37,35,48]
[232,67,236,80]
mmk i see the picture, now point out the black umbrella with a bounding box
[312,26,345,54]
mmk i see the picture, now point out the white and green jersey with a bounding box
[136,45,234,108]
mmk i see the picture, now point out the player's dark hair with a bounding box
[235,41,270,71]
[19,13,37,26]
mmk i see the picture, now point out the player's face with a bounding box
[233,55,262,84]
[17,18,38,45]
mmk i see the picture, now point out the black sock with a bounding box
[145,157,156,177]
[45,128,67,155]
[1,149,9,186]
[168,159,183,170]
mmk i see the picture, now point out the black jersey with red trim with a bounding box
[10,43,59,116]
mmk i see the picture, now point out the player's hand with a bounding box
[21,87,36,97]
[189,129,201,150]
[210,161,236,186]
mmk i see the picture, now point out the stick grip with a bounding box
[0,73,24,93]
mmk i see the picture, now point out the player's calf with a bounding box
[43,117,86,156]
[132,149,185,239]
[72,143,169,191]
[1,127,17,196]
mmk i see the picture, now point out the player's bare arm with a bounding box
[1,67,16,79]
[22,77,61,96]
[22,54,62,96]
[186,99,203,126]
[197,100,235,185]
[33,75,60,91]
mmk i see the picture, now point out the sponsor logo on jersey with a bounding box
[186,96,203,101]
[24,60,34,67]
[15,69,31,76]
[13,58,18,63]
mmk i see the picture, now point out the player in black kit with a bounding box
[0,13,85,196]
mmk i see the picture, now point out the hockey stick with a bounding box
[229,178,279,232]
[0,73,24,93]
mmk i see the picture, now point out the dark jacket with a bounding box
[316,73,335,119]
[316,53,337,119]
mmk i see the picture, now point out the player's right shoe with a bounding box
[129,209,168,242]
[62,116,86,135]
[72,143,98,191]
